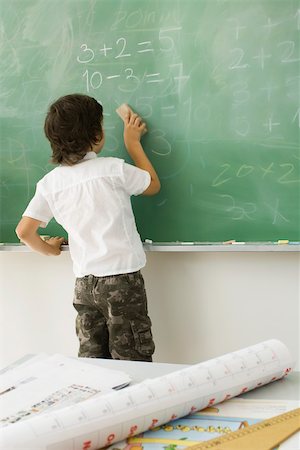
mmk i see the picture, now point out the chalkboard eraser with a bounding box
[116,103,132,121]
[116,103,147,136]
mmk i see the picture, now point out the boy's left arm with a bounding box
[16,217,65,256]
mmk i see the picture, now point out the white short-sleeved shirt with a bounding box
[22,153,151,277]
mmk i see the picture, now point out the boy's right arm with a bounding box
[123,113,161,196]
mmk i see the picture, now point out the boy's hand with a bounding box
[16,217,67,256]
[46,237,65,255]
[123,113,147,150]
[118,106,160,196]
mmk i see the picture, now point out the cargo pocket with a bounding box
[130,320,155,357]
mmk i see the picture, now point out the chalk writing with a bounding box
[265,199,290,224]
[278,41,300,63]
[229,48,250,70]
[213,162,300,186]
[252,48,272,70]
[2,1,299,243]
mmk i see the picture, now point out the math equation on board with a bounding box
[73,2,299,237]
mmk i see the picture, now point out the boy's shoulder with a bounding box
[86,156,126,176]
[95,156,124,170]
[36,156,126,192]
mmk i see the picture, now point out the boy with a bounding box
[16,93,160,362]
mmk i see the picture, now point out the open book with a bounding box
[0,339,294,449]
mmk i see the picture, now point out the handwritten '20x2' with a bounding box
[212,163,300,187]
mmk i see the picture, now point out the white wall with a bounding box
[0,251,299,369]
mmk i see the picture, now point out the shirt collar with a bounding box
[83,152,97,161]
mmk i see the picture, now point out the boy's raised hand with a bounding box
[123,111,147,150]
[117,104,160,196]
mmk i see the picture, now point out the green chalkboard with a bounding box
[1,0,299,243]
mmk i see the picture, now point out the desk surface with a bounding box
[84,358,300,402]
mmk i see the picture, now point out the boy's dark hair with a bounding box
[44,94,103,165]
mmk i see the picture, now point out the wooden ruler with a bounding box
[188,408,300,450]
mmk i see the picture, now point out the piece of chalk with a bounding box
[223,240,236,244]
[145,239,153,244]
[40,235,50,241]
[277,240,289,244]
[232,241,246,244]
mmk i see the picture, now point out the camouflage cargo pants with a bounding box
[73,271,155,361]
